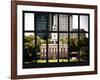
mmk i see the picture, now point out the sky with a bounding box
[72,15,88,31]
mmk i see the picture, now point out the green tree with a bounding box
[79,37,88,47]
[60,37,68,44]
[24,35,35,43]
[69,38,78,51]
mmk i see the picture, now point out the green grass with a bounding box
[59,59,68,62]
[32,60,46,63]
[33,59,68,63]
[32,59,78,63]
[37,60,46,63]
[69,59,78,62]
[49,59,58,63]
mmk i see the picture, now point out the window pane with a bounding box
[80,15,88,32]
[35,13,48,31]
[25,13,35,31]
[49,14,58,31]
[23,33,36,64]
[69,33,78,62]
[59,14,73,31]
[71,15,78,31]
[36,32,47,63]
[79,33,89,62]
[59,33,68,62]
[48,32,58,63]
[48,13,53,31]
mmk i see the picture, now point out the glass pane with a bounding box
[69,33,78,62]
[59,14,73,31]
[80,15,88,32]
[71,15,78,31]
[59,33,68,62]
[35,13,48,31]
[36,32,47,63]
[48,32,58,63]
[79,33,89,62]
[48,13,53,31]
[25,13,35,31]
[59,14,68,31]
[49,14,58,31]
[23,33,36,64]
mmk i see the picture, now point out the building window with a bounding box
[23,11,89,68]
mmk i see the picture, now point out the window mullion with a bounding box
[23,12,25,66]
[58,14,59,62]
[78,15,80,62]
[68,15,70,62]
[34,13,37,63]
[88,15,90,63]
[46,13,49,63]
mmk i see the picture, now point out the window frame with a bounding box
[23,11,90,68]
[11,1,97,79]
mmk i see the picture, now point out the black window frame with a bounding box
[23,11,90,68]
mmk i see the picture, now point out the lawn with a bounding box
[32,59,78,63]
